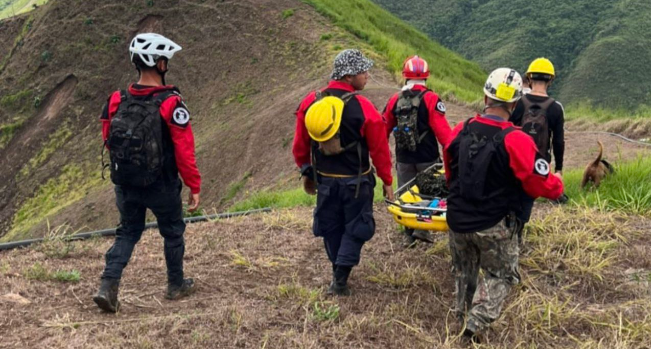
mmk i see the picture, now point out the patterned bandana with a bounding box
[330,49,374,80]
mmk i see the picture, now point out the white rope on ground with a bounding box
[565,130,651,147]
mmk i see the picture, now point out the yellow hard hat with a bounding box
[526,58,555,77]
[305,96,344,142]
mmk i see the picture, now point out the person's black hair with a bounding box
[131,54,164,72]
[529,73,553,82]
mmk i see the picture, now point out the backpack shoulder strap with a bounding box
[119,89,128,102]
[539,97,555,110]
[412,89,429,108]
[520,94,534,111]
[460,117,474,135]
[492,126,516,143]
[340,92,358,104]
[152,87,181,106]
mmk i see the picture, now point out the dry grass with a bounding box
[1,206,650,348]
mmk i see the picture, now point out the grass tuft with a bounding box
[366,262,438,290]
[312,301,340,322]
[564,156,651,215]
[522,207,632,283]
[23,262,80,283]
[281,8,294,19]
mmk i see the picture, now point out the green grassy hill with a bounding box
[372,0,651,113]
[0,0,47,20]
[301,0,486,103]
[0,0,484,242]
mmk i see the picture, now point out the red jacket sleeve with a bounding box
[100,91,122,146]
[359,96,393,186]
[383,93,399,138]
[504,131,563,199]
[443,122,464,182]
[160,96,202,194]
[292,92,317,169]
[424,92,453,148]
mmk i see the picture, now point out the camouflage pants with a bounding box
[449,217,520,333]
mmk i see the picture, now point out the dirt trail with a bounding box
[1,205,649,348]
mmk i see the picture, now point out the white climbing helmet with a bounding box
[483,67,523,103]
[129,33,182,67]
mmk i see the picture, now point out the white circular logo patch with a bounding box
[534,159,550,176]
[436,101,446,113]
[173,107,190,125]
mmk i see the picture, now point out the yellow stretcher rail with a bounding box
[385,164,448,232]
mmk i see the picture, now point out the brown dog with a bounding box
[581,141,614,189]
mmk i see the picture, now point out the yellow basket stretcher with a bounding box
[385,164,449,232]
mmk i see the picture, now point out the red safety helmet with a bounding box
[402,55,429,79]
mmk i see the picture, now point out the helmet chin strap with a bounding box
[158,69,167,85]
[482,103,513,117]
[156,60,168,85]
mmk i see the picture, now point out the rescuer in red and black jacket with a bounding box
[94,33,201,313]
[443,68,563,341]
[383,55,452,246]
[292,49,393,296]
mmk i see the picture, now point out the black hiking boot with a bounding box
[462,320,481,344]
[551,192,569,205]
[326,265,352,296]
[93,278,120,313]
[166,278,195,300]
[412,230,434,243]
[402,230,417,248]
[462,328,481,344]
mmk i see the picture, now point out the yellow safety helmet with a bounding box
[305,96,344,142]
[526,58,555,77]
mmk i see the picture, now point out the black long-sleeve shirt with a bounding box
[509,94,565,172]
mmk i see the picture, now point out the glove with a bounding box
[303,176,316,195]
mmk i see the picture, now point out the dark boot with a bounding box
[514,219,525,245]
[412,230,434,243]
[166,278,195,300]
[551,192,569,205]
[462,320,481,344]
[402,229,416,248]
[326,265,352,296]
[93,278,120,313]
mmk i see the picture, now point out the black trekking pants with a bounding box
[102,178,186,286]
[313,174,376,267]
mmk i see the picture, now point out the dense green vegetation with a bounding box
[372,0,651,113]
[301,0,486,103]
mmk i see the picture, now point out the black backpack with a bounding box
[393,89,428,152]
[520,96,554,157]
[105,89,178,187]
[457,119,515,201]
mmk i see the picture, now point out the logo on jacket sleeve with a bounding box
[172,107,190,126]
[436,100,446,113]
[534,158,550,176]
